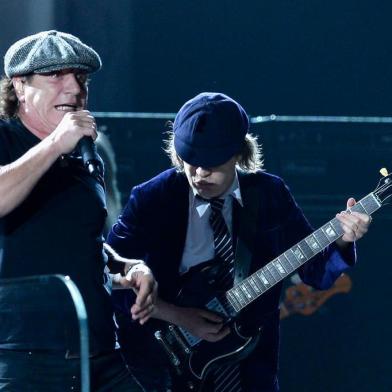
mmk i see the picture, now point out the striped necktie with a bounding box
[209,198,235,290]
[209,198,242,392]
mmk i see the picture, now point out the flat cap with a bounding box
[4,30,102,78]
[174,92,249,168]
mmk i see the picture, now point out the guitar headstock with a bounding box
[374,168,392,206]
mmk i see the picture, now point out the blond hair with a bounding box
[163,123,264,172]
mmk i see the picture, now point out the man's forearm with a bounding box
[152,297,182,324]
[0,137,60,217]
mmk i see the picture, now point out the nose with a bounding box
[195,166,211,178]
[64,73,83,95]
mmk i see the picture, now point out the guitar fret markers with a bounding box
[298,241,314,259]
[244,280,258,298]
[330,218,344,236]
[272,260,287,275]
[267,263,282,281]
[282,253,295,269]
[305,235,321,252]
[313,230,330,248]
[241,282,254,299]
[232,288,247,306]
[227,292,241,311]
[278,256,293,273]
[292,246,305,263]
[257,271,270,286]
[321,223,338,241]
[225,190,383,313]
[265,265,278,283]
[287,250,301,268]
[248,276,262,294]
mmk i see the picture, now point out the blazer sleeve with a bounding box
[107,184,148,260]
[107,185,150,315]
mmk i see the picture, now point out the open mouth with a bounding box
[54,104,79,112]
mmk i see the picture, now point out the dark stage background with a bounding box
[1,1,392,390]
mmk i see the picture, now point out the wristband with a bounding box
[125,264,151,281]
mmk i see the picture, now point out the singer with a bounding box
[0,31,156,391]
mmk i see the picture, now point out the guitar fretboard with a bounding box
[226,192,381,313]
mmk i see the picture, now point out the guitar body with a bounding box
[155,262,262,391]
[281,273,352,319]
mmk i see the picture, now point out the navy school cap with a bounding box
[173,92,249,168]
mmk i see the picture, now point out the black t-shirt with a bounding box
[0,118,115,354]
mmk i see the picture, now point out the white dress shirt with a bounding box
[179,174,243,274]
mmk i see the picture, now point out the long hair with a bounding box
[95,131,122,235]
[163,122,264,173]
[0,76,18,119]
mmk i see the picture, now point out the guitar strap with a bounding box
[233,174,261,286]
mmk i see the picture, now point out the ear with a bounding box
[12,77,26,103]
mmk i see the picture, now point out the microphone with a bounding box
[77,136,103,179]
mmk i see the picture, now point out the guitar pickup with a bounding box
[154,330,181,367]
[169,325,192,354]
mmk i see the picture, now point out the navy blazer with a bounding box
[108,168,355,391]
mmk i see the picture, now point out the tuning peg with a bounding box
[380,168,389,177]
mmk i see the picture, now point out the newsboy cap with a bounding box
[173,92,249,168]
[4,30,102,78]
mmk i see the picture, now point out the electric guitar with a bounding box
[154,170,392,391]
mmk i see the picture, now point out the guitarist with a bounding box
[108,92,372,391]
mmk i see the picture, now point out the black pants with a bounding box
[126,358,172,392]
[0,349,144,391]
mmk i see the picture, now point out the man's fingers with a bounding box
[199,309,224,323]
[337,211,370,230]
[132,304,155,324]
[205,326,230,342]
[131,300,155,325]
[131,303,152,317]
[134,277,156,307]
[132,294,154,314]
[337,212,362,228]
[126,265,157,323]
[346,197,356,209]
[65,111,96,126]
[73,119,96,131]
[72,109,94,117]
[62,111,97,140]
[336,209,371,242]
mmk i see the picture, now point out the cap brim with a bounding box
[174,136,240,168]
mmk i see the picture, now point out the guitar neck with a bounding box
[225,192,381,313]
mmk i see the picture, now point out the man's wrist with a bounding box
[125,263,150,280]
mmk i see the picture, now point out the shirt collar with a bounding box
[191,172,243,217]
